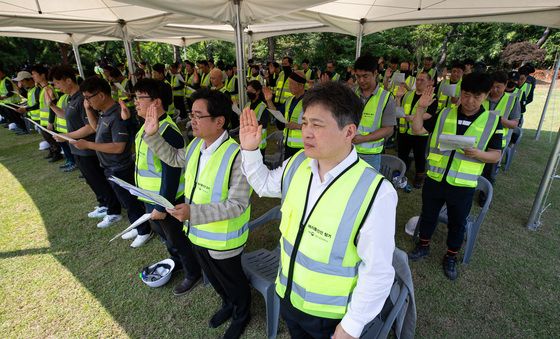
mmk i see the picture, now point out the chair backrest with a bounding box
[264,131,285,168]
[247,205,282,232]
[473,176,493,222]
[380,154,407,183]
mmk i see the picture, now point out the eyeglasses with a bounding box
[188,113,213,121]
[84,92,99,101]
[134,95,152,101]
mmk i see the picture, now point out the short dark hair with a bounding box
[282,56,293,65]
[423,56,434,61]
[79,76,112,96]
[463,58,475,66]
[272,62,280,68]
[30,64,48,76]
[197,60,209,67]
[303,81,363,129]
[461,72,493,95]
[103,66,122,79]
[50,65,77,82]
[417,71,432,81]
[171,61,181,69]
[248,58,254,64]
[450,61,465,71]
[191,88,231,129]
[389,57,399,65]
[354,54,378,73]
[133,78,172,111]
[224,64,233,71]
[302,59,310,64]
[327,60,336,66]
[152,63,165,74]
[247,80,265,101]
[185,60,195,68]
[518,64,535,75]
[491,71,509,85]
[250,64,259,71]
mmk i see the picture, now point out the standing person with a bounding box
[49,66,121,221]
[224,65,238,104]
[169,62,187,120]
[143,88,252,339]
[274,57,293,106]
[184,60,199,109]
[10,71,37,134]
[264,70,307,159]
[72,77,152,247]
[419,56,438,83]
[408,72,503,280]
[301,59,315,89]
[151,63,175,116]
[247,65,264,85]
[326,60,340,82]
[239,81,396,339]
[130,78,202,295]
[244,80,270,156]
[31,64,63,162]
[436,62,464,111]
[353,54,397,171]
[197,60,211,88]
[395,71,438,188]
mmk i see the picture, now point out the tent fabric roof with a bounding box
[0,26,117,45]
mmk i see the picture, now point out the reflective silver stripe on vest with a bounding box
[477,114,498,151]
[210,143,238,202]
[282,238,358,278]
[189,222,249,241]
[185,138,203,165]
[446,170,479,181]
[427,165,445,174]
[287,136,303,145]
[328,168,378,264]
[453,152,483,165]
[433,108,452,147]
[279,272,348,306]
[281,151,307,203]
[504,94,516,120]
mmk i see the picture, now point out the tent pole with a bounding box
[68,35,84,78]
[526,125,560,230]
[355,19,365,59]
[535,50,560,141]
[120,21,136,84]
[233,0,246,109]
[247,31,253,60]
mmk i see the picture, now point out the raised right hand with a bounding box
[239,107,262,151]
[143,103,159,136]
[263,87,273,102]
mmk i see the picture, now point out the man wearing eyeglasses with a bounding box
[142,88,252,339]
[71,77,152,245]
[353,54,397,171]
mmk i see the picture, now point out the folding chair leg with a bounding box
[462,222,479,265]
[265,285,280,339]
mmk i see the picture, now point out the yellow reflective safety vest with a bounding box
[27,86,41,121]
[184,72,196,98]
[200,72,211,88]
[519,82,533,103]
[170,73,185,97]
[163,79,175,116]
[226,74,238,102]
[275,71,293,105]
[437,79,461,111]
[419,68,437,80]
[398,91,430,136]
[283,96,304,149]
[426,107,501,188]
[183,137,251,251]
[39,85,56,127]
[276,150,384,319]
[0,77,19,104]
[244,100,267,150]
[355,86,390,155]
[117,78,134,108]
[303,68,312,90]
[134,115,185,203]
[54,94,69,133]
[483,93,517,148]
[331,72,340,82]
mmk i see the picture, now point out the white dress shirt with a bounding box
[241,148,396,338]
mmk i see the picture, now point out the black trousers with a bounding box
[192,245,251,325]
[0,106,27,131]
[280,296,339,339]
[58,142,75,164]
[417,177,475,252]
[173,96,187,119]
[40,129,61,154]
[105,165,151,235]
[482,162,498,185]
[74,154,121,214]
[397,132,428,174]
[149,211,201,281]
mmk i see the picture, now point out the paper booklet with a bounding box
[108,176,175,209]
[441,84,458,97]
[109,213,152,242]
[391,72,406,86]
[269,109,287,124]
[438,134,476,151]
[25,118,77,142]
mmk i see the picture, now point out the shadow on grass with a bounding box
[1,125,559,337]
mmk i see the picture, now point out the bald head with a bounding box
[210,68,224,88]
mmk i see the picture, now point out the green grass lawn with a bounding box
[1,83,559,338]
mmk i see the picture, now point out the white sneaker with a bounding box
[88,206,108,218]
[121,228,138,240]
[97,214,122,228]
[130,233,153,248]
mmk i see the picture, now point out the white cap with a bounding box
[13,71,33,82]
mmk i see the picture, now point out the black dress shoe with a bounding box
[408,244,430,261]
[48,153,63,163]
[209,304,234,328]
[442,255,458,281]
[172,276,201,296]
[223,315,251,339]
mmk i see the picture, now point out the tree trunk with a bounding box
[267,37,275,62]
[173,45,180,62]
[103,41,109,58]
[59,43,69,65]
[436,24,457,70]
[135,41,142,61]
[536,27,551,48]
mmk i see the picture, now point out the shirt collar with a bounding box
[307,147,358,183]
[201,130,229,155]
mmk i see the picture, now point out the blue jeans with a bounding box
[359,153,381,171]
